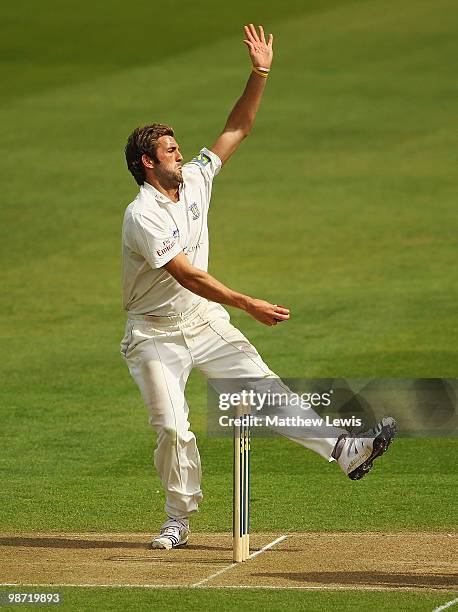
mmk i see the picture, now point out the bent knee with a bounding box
[156,426,195,448]
[157,426,178,446]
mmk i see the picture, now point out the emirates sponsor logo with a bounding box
[156,239,176,257]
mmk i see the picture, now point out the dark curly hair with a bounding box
[125,123,174,185]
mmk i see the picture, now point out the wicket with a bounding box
[233,403,251,562]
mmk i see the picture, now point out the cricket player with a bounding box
[120,25,396,549]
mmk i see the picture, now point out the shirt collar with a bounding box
[142,180,183,204]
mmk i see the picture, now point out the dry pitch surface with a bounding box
[1,532,456,592]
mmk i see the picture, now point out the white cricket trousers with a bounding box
[120,299,344,519]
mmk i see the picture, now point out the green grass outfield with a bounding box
[1,0,457,609]
[0,588,457,612]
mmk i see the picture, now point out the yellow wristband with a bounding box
[252,66,270,78]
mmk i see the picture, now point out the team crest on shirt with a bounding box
[189,202,200,220]
[172,228,180,239]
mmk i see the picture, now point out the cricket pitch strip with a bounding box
[0,532,456,592]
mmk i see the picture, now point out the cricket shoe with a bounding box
[332,417,396,480]
[150,518,189,549]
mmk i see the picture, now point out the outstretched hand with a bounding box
[245,298,289,326]
[243,24,273,69]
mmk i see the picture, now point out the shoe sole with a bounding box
[348,421,396,481]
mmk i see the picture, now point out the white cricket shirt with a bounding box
[122,147,222,316]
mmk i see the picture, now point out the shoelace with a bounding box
[338,418,391,460]
[162,527,179,536]
[345,424,380,456]
[345,438,363,456]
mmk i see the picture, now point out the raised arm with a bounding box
[211,24,273,165]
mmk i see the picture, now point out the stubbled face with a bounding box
[150,135,183,189]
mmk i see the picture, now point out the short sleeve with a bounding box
[185,147,222,183]
[131,213,181,269]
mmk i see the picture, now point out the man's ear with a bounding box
[142,154,154,169]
